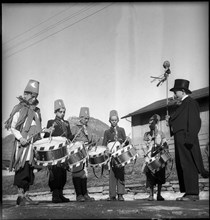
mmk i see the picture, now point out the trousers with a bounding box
[109,166,125,197]
[14,161,34,191]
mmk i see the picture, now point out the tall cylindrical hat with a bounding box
[170,79,192,94]
[24,79,39,96]
[54,99,66,112]
[79,107,90,118]
[109,110,119,121]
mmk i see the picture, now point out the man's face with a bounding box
[173,90,184,100]
[110,116,118,127]
[80,116,89,126]
[56,108,65,119]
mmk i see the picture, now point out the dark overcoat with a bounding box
[169,96,205,194]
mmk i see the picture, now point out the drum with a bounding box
[33,137,68,166]
[146,156,162,173]
[112,145,139,167]
[67,141,88,169]
[160,149,171,163]
[88,146,109,167]
[107,141,121,153]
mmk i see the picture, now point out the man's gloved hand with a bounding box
[185,132,194,149]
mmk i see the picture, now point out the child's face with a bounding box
[80,116,89,126]
[110,116,118,127]
[149,121,157,131]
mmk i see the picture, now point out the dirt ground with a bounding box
[2,199,209,219]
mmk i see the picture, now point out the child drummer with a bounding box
[142,114,169,201]
[102,110,129,201]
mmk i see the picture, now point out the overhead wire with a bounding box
[3,3,77,46]
[4,3,97,52]
[3,3,114,60]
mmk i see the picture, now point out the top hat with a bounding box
[79,107,90,118]
[149,114,160,124]
[54,99,66,112]
[24,80,39,96]
[170,79,192,94]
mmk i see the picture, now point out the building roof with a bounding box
[121,87,209,119]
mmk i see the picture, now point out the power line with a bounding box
[3,3,114,60]
[3,3,77,45]
[5,3,97,52]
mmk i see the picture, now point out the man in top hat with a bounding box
[102,110,129,201]
[5,79,41,206]
[143,114,169,201]
[44,99,74,203]
[166,79,208,201]
[71,107,97,202]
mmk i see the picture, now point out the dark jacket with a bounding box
[102,126,126,146]
[169,96,201,143]
[44,117,73,141]
[169,95,204,174]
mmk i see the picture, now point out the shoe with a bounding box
[16,196,31,206]
[52,189,63,203]
[59,190,70,202]
[25,195,39,205]
[147,195,154,201]
[16,196,25,206]
[52,196,63,203]
[176,194,199,201]
[60,194,70,203]
[201,170,209,178]
[107,196,117,201]
[157,195,165,201]
[118,194,124,201]
[76,195,85,202]
[83,194,95,201]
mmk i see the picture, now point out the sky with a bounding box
[2,2,209,137]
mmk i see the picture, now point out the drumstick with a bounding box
[27,127,46,142]
[49,122,56,142]
[71,127,83,143]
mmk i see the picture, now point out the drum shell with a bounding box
[67,142,88,168]
[112,145,138,167]
[159,150,171,163]
[33,137,68,166]
[147,157,162,173]
[88,146,109,167]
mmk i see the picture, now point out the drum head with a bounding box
[107,141,121,153]
[68,141,84,153]
[33,137,67,150]
[88,146,106,157]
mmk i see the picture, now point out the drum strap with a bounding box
[130,156,137,174]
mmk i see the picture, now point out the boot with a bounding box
[76,195,85,202]
[16,188,29,206]
[81,178,95,201]
[118,194,124,201]
[59,189,70,202]
[73,177,85,202]
[52,189,62,203]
